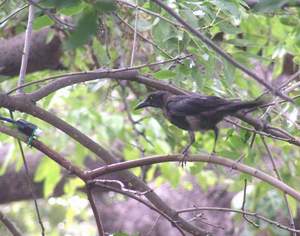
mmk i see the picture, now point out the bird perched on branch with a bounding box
[135,91,264,165]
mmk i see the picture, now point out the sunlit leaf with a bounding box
[66,6,98,48]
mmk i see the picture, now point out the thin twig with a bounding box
[115,13,174,59]
[0,0,8,8]
[224,118,294,143]
[93,182,187,236]
[17,3,35,93]
[0,210,22,236]
[241,179,259,227]
[0,4,28,25]
[178,207,300,233]
[146,215,162,236]
[187,213,224,230]
[9,111,45,235]
[27,0,75,29]
[88,179,152,196]
[260,135,296,235]
[120,84,153,147]
[86,185,105,236]
[130,0,139,67]
[117,0,181,28]
[7,54,191,95]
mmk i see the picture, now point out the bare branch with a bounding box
[0,210,22,236]
[241,179,259,227]
[130,0,139,67]
[92,182,188,236]
[85,155,300,202]
[17,3,35,93]
[0,4,28,26]
[86,185,105,236]
[7,55,192,96]
[178,207,300,234]
[261,136,296,235]
[88,179,152,196]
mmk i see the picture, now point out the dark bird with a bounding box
[135,91,264,165]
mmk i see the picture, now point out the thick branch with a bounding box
[0,124,87,180]
[86,155,300,202]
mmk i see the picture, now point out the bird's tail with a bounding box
[214,95,270,115]
[209,94,270,116]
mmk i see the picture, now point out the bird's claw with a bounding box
[179,149,189,168]
[209,150,216,160]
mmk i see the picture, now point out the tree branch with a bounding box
[85,155,300,202]
[86,185,105,236]
[261,135,296,235]
[0,210,22,236]
[0,95,207,236]
[150,0,293,103]
[177,207,300,234]
[17,3,35,93]
[1,122,300,234]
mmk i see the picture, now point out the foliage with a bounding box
[0,0,300,235]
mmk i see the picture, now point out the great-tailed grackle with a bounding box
[135,91,264,165]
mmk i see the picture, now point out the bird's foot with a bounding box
[208,150,216,161]
[179,149,189,168]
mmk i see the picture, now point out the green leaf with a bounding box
[94,0,117,12]
[59,1,85,15]
[287,195,297,217]
[64,178,85,196]
[253,0,288,13]
[66,6,98,49]
[33,15,54,30]
[219,22,241,35]
[212,0,241,19]
[113,232,129,236]
[228,135,246,149]
[180,9,198,28]
[189,163,204,175]
[152,20,172,44]
[160,163,180,187]
[154,70,176,79]
[124,145,140,160]
[41,0,82,8]
[136,18,159,32]
[35,158,61,197]
[197,170,217,191]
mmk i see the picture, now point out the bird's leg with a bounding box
[212,127,219,153]
[209,127,219,160]
[180,131,195,167]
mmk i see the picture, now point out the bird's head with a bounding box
[135,91,169,110]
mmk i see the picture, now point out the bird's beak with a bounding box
[135,100,149,110]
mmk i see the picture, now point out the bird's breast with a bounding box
[163,109,190,130]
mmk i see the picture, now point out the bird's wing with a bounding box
[166,95,229,116]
